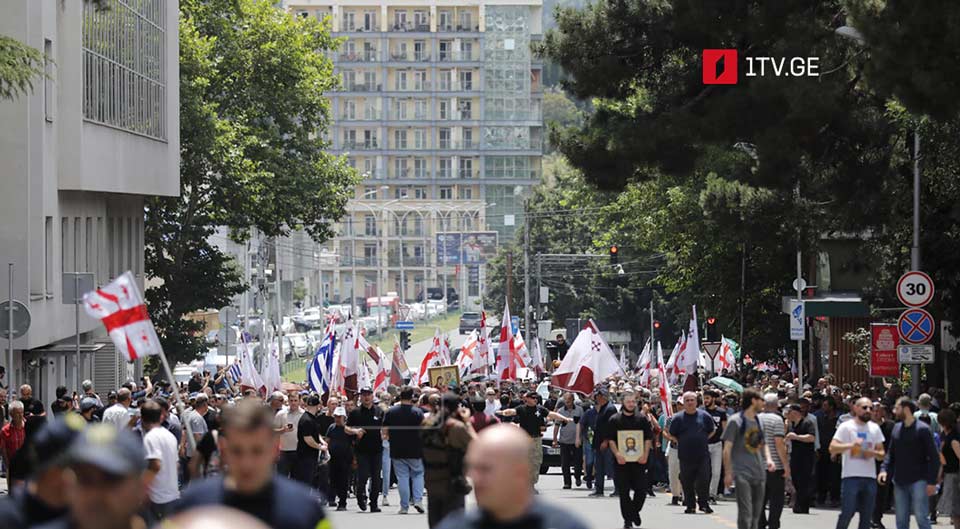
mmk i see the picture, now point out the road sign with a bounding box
[789,300,805,340]
[898,308,935,345]
[870,323,900,377]
[62,273,95,304]
[897,271,935,308]
[702,341,722,360]
[511,315,520,334]
[0,300,31,339]
[395,321,415,330]
[898,344,935,364]
[218,306,238,325]
[792,278,807,292]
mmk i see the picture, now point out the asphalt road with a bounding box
[404,330,469,373]
[328,470,920,529]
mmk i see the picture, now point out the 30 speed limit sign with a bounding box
[897,271,935,308]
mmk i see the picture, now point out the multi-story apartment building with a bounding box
[283,0,543,310]
[0,0,179,399]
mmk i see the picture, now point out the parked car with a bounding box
[286,333,311,357]
[459,312,482,334]
[540,423,562,474]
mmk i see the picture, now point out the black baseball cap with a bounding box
[68,424,146,477]
[27,415,86,473]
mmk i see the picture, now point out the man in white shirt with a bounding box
[830,397,886,529]
[274,391,304,479]
[101,388,133,430]
[141,400,179,523]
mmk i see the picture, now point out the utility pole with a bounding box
[523,202,531,341]
[505,252,512,307]
[275,238,283,363]
[649,298,655,367]
[911,127,921,397]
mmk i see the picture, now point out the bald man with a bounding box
[435,424,588,529]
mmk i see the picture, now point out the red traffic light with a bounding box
[653,320,661,329]
[609,245,619,254]
[707,317,716,325]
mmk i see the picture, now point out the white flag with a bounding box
[83,271,162,362]
[550,320,624,394]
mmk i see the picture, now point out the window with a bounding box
[439,40,452,61]
[459,71,473,90]
[463,128,474,148]
[364,244,377,259]
[363,71,376,90]
[364,186,378,199]
[439,186,453,199]
[439,70,452,91]
[364,101,378,120]
[458,100,472,119]
[363,42,377,61]
[363,158,375,177]
[397,71,408,91]
[414,10,429,30]
[438,11,452,31]
[395,187,410,199]
[460,41,473,60]
[458,187,473,199]
[414,157,428,177]
[414,41,426,61]
[363,129,377,148]
[44,216,53,295]
[343,129,357,147]
[439,128,451,149]
[394,129,408,149]
[82,0,167,139]
[459,12,473,30]
[44,39,53,122]
[414,99,428,119]
[438,100,449,120]
[363,11,377,31]
[74,217,82,271]
[413,187,427,199]
[438,158,452,178]
[61,217,69,274]
[394,158,409,178]
[394,42,408,60]
[343,12,356,31]
[413,129,427,149]
[413,70,427,91]
[459,158,473,178]
[342,70,357,90]
[393,10,407,29]
[364,215,377,236]
[343,100,356,119]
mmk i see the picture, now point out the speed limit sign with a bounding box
[897,271,935,308]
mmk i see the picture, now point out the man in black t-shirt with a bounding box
[786,403,817,513]
[348,387,385,512]
[703,389,727,502]
[383,386,426,514]
[295,395,325,487]
[590,388,620,497]
[497,390,571,489]
[174,400,327,529]
[607,393,653,529]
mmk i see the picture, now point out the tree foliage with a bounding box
[0,35,44,101]
[145,0,357,365]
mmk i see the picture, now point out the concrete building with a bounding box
[282,0,543,310]
[0,0,179,400]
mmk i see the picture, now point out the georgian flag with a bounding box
[676,305,700,376]
[456,330,479,377]
[373,349,389,394]
[472,311,490,374]
[657,341,673,417]
[529,335,545,375]
[440,334,452,365]
[83,271,162,362]
[418,329,443,384]
[636,339,652,387]
[390,339,409,386]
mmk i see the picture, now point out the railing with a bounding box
[390,22,431,32]
[339,111,382,120]
[338,52,381,62]
[387,112,431,121]
[437,24,480,32]
[341,83,382,93]
[388,255,426,266]
[389,52,432,62]
[437,51,479,62]
[437,141,480,150]
[341,140,380,150]
[340,21,379,32]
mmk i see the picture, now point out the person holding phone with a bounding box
[274,392,302,479]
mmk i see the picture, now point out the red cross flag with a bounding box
[83,271,163,362]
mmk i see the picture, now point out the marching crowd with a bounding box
[0,365,954,529]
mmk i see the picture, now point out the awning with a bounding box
[29,343,107,355]
[781,292,870,318]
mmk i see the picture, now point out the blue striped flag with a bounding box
[227,363,242,383]
[308,330,336,394]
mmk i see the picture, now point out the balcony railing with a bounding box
[341,140,380,150]
[387,111,431,121]
[338,52,380,62]
[389,52,432,62]
[388,255,426,266]
[437,141,480,150]
[437,51,479,62]
[339,111,382,121]
[340,21,378,33]
[390,22,431,32]
[341,83,381,93]
[437,24,480,32]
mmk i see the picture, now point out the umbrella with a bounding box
[708,376,744,393]
[281,382,303,392]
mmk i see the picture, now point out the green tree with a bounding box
[542,89,582,153]
[146,0,357,365]
[0,36,43,101]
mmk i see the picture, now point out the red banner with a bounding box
[870,323,900,377]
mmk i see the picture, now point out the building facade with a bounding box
[0,0,179,399]
[283,0,543,310]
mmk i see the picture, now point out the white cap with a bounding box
[333,406,347,417]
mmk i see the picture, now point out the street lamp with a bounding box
[836,24,922,396]
[353,197,401,335]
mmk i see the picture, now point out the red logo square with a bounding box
[703,49,738,85]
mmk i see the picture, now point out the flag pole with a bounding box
[157,348,196,453]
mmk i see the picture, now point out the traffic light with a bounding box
[400,330,410,351]
[609,245,619,264]
[705,317,717,341]
[653,320,661,329]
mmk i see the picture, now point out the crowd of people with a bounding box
[0,363,955,529]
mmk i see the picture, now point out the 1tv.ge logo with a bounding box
[702,49,820,85]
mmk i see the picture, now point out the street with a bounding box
[403,331,469,374]
[328,471,920,529]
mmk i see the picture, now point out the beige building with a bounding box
[0,0,179,397]
[283,0,543,311]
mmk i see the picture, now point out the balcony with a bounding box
[340,111,382,121]
[340,21,379,33]
[341,140,380,150]
[437,24,480,33]
[390,22,431,32]
[341,83,382,93]
[437,51,480,62]
[437,141,480,150]
[389,52,432,62]
[337,52,381,63]
[458,169,479,179]
[436,82,476,93]
[390,143,432,151]
[387,111,431,121]
[388,254,427,266]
